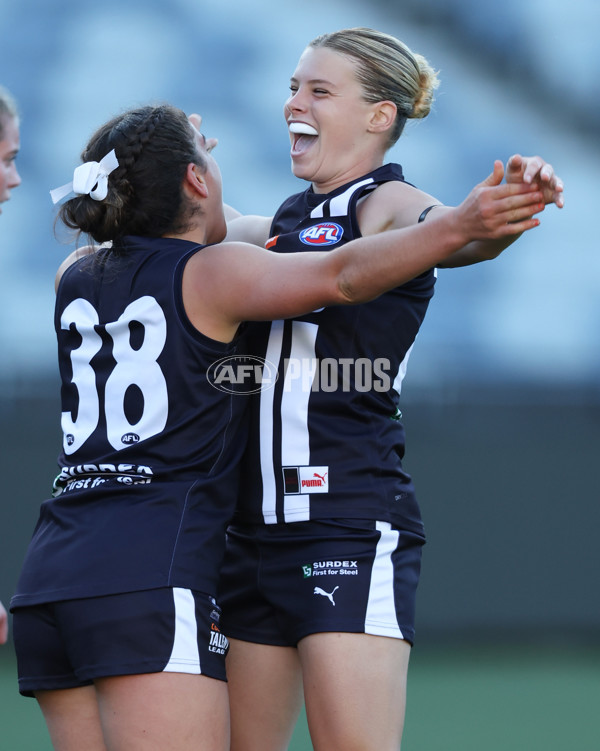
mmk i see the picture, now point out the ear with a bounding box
[185,162,208,198]
[367,101,397,134]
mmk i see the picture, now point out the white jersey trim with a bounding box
[163,587,202,674]
[364,521,404,639]
[259,320,285,523]
[309,177,374,219]
[392,341,415,397]
[280,321,319,522]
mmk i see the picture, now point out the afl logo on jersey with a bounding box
[121,433,140,445]
[299,223,344,246]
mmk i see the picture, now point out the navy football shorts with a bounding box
[12,587,229,697]
[219,519,425,647]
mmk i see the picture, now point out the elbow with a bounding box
[336,276,367,305]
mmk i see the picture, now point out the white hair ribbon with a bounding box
[50,149,119,204]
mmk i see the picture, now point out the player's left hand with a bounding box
[506,154,564,208]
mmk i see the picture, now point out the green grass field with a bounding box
[1,643,598,750]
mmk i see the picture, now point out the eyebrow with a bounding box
[290,76,335,86]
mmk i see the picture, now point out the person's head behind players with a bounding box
[0,85,21,213]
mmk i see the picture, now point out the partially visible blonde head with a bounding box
[309,27,439,147]
[0,85,19,140]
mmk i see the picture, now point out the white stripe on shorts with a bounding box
[364,521,404,639]
[163,587,202,674]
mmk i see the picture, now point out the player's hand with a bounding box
[456,160,546,240]
[188,113,202,131]
[188,113,217,153]
[506,154,564,208]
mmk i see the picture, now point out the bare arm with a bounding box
[362,157,563,268]
[184,163,546,342]
[224,214,272,247]
[223,203,242,222]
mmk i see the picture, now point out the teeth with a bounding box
[289,122,318,136]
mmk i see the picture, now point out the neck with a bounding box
[310,154,386,195]
[164,227,207,244]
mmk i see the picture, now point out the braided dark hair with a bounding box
[58,104,204,244]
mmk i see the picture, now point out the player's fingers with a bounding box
[480,160,505,188]
[506,153,524,175]
[522,156,552,184]
[477,191,543,230]
[484,193,544,232]
[483,183,541,208]
[547,174,564,196]
[499,215,541,236]
[188,113,202,131]
[539,163,554,182]
[496,191,544,220]
[506,201,545,224]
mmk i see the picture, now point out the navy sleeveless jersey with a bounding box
[12,236,247,608]
[235,164,434,534]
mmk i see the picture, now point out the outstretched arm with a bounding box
[184,163,546,341]
[225,213,273,247]
[438,156,564,268]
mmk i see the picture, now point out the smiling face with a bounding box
[0,115,21,214]
[284,45,389,193]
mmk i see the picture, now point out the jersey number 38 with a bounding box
[60,296,168,454]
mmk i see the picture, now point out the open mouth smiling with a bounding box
[289,121,318,156]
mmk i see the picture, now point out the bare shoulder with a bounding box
[183,240,264,290]
[357,180,441,234]
[186,239,259,268]
[54,244,99,292]
[181,240,268,343]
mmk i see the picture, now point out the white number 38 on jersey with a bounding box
[60,296,168,454]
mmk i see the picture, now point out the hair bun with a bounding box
[409,53,440,120]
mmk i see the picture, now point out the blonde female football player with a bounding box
[219,27,564,751]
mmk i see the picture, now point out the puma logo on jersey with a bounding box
[299,222,343,246]
[283,465,329,494]
[314,586,339,605]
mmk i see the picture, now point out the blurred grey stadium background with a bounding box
[1,0,598,717]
